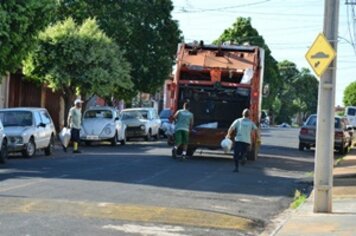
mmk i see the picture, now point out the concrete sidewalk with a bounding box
[272,147,356,236]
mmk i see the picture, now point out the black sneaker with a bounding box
[172,148,177,159]
[73,150,82,154]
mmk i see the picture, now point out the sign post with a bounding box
[305,0,339,213]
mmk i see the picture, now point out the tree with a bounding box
[276,62,318,124]
[0,0,56,76]
[23,18,132,121]
[56,0,182,98]
[343,81,356,106]
[214,17,281,114]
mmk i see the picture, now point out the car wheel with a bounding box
[22,137,36,157]
[111,133,118,146]
[145,130,152,141]
[120,131,127,145]
[298,142,304,151]
[44,135,55,156]
[0,140,8,164]
[154,131,159,141]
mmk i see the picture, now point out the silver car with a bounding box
[0,108,56,157]
[121,108,161,141]
[0,120,8,163]
[80,107,127,146]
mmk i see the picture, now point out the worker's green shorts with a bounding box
[175,130,189,145]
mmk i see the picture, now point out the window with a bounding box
[0,111,33,127]
[347,108,356,116]
[40,111,52,125]
[34,112,42,126]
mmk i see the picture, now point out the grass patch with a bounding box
[290,190,307,209]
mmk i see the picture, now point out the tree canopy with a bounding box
[343,81,356,106]
[23,18,132,106]
[276,61,318,124]
[56,0,182,96]
[0,0,56,75]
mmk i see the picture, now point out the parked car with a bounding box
[159,108,173,136]
[0,120,8,163]
[299,114,352,154]
[121,108,161,141]
[0,108,56,157]
[80,107,127,146]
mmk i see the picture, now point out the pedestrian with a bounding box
[171,101,194,159]
[67,98,83,153]
[226,108,258,172]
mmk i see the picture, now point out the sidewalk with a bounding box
[272,147,356,236]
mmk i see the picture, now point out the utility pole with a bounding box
[313,0,339,213]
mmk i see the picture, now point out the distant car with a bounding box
[0,108,56,157]
[0,120,8,163]
[80,107,127,146]
[278,122,291,128]
[299,114,352,154]
[121,108,161,141]
[159,109,173,136]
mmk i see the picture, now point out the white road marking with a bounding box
[103,224,188,236]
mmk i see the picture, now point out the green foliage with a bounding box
[290,190,307,209]
[23,18,132,101]
[0,0,56,75]
[343,82,356,106]
[276,62,318,124]
[214,17,281,112]
[56,0,182,96]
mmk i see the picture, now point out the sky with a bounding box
[171,0,356,107]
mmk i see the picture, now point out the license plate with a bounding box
[86,135,99,140]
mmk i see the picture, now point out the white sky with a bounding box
[172,0,356,106]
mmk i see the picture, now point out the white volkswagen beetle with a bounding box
[80,107,127,146]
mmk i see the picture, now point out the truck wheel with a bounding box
[187,147,196,157]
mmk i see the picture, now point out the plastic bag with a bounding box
[59,127,71,148]
[221,137,232,153]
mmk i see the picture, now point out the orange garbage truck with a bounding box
[164,42,264,160]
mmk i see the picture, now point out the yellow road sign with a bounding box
[305,33,336,78]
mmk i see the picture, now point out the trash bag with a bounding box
[221,137,232,153]
[59,127,71,148]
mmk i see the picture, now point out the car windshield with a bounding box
[347,107,356,116]
[84,110,113,119]
[306,116,341,128]
[121,111,144,120]
[0,111,33,127]
[160,109,172,119]
[137,110,148,119]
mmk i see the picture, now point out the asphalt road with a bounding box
[0,127,316,236]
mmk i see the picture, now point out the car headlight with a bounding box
[10,136,23,144]
[140,125,146,130]
[104,127,112,135]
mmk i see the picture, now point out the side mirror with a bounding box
[38,123,46,128]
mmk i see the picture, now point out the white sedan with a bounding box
[80,107,126,146]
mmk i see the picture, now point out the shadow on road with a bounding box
[0,140,315,199]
